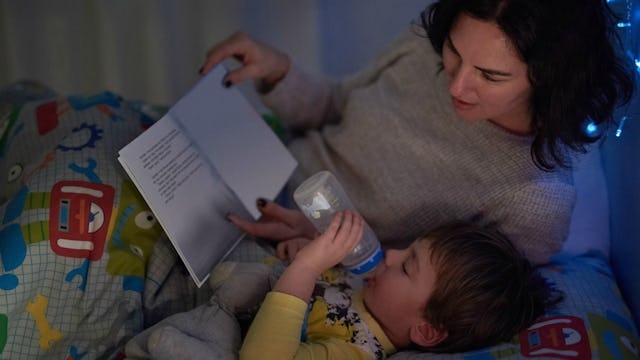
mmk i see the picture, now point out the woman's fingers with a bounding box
[258,200,318,239]
[227,212,296,240]
[200,31,289,88]
[201,32,250,74]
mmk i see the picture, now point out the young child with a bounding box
[239,210,556,359]
[125,210,555,359]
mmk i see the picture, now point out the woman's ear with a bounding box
[410,321,448,348]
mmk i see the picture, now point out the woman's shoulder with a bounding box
[360,24,440,72]
[386,25,437,58]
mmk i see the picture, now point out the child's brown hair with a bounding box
[417,221,560,352]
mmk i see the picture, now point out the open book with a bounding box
[118,65,297,287]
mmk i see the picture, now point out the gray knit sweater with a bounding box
[262,29,575,265]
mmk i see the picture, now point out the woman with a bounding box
[201,0,635,265]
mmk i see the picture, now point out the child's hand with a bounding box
[291,210,364,277]
[271,211,364,301]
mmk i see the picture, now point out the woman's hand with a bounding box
[200,31,290,91]
[227,199,318,242]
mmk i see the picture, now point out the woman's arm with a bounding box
[263,29,427,131]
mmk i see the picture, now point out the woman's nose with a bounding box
[449,67,472,98]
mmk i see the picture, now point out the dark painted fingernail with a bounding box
[225,212,232,222]
[223,80,232,88]
[257,198,267,208]
[198,66,204,74]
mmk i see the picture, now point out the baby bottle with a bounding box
[293,171,383,275]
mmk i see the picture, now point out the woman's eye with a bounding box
[482,71,510,83]
[482,73,500,82]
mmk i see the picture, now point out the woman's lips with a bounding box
[452,96,475,110]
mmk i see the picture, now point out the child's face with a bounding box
[362,238,436,334]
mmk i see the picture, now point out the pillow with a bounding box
[563,144,610,256]
[389,251,640,359]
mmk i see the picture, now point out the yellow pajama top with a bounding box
[240,281,395,359]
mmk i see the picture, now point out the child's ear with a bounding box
[410,321,448,348]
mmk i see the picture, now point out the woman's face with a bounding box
[442,13,532,134]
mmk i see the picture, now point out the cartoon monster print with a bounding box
[67,92,123,121]
[65,345,87,360]
[588,312,639,360]
[35,92,122,136]
[0,106,24,157]
[56,123,104,152]
[106,180,163,292]
[49,180,115,260]
[68,157,102,184]
[0,186,35,290]
[25,294,62,349]
[0,181,115,291]
[519,315,591,359]
[0,313,6,353]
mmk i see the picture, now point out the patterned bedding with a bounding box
[0,81,216,358]
[1,81,638,359]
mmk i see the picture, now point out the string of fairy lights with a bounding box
[610,0,639,138]
[584,0,638,138]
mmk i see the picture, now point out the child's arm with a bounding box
[275,237,311,262]
[272,210,363,300]
[239,211,365,360]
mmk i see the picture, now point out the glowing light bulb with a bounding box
[585,121,599,136]
[615,116,627,137]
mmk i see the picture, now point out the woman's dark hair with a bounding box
[422,0,636,170]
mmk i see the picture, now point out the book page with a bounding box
[169,65,297,219]
[119,64,297,287]
[119,115,251,287]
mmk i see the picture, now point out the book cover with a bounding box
[118,65,297,287]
